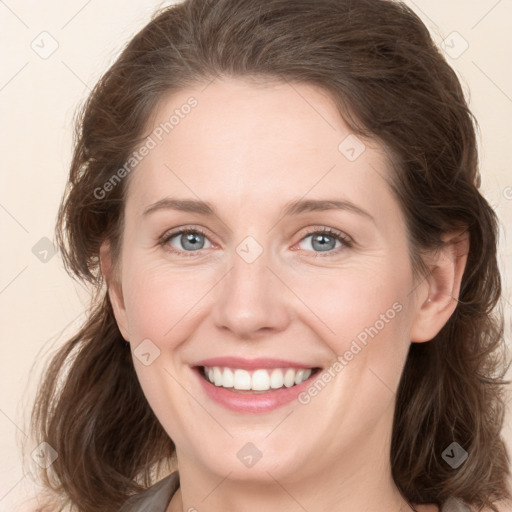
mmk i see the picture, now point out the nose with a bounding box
[211,241,291,340]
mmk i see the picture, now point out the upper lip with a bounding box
[193,356,319,370]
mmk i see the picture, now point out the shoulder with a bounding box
[412,501,508,512]
[117,472,180,512]
[436,499,512,512]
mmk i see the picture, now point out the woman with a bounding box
[30,0,511,511]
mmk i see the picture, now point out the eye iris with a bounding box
[181,232,204,251]
[312,233,336,252]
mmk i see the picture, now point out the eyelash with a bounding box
[159,226,353,257]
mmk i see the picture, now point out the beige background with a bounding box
[0,0,511,510]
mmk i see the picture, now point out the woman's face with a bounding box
[107,78,430,484]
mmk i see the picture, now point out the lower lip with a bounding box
[193,367,320,414]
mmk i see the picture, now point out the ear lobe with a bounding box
[99,240,130,342]
[409,229,470,343]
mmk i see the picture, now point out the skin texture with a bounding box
[101,78,468,512]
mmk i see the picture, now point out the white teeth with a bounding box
[251,369,270,390]
[213,367,223,386]
[294,369,305,385]
[284,368,296,387]
[234,369,251,390]
[202,366,314,391]
[294,369,311,384]
[270,368,284,389]
[222,367,234,388]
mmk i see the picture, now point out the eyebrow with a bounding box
[142,197,375,223]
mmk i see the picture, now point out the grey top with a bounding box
[118,472,180,512]
[117,471,463,512]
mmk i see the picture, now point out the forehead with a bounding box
[125,78,397,222]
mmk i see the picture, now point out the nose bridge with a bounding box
[211,233,290,337]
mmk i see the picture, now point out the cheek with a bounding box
[119,257,216,442]
[289,259,414,435]
[287,256,413,354]
[121,255,216,344]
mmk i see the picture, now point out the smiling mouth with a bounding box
[195,365,322,393]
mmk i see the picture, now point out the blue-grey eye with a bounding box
[167,230,212,251]
[299,232,343,252]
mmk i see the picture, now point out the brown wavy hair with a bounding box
[29,0,511,510]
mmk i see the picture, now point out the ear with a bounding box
[100,240,130,342]
[409,229,470,343]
